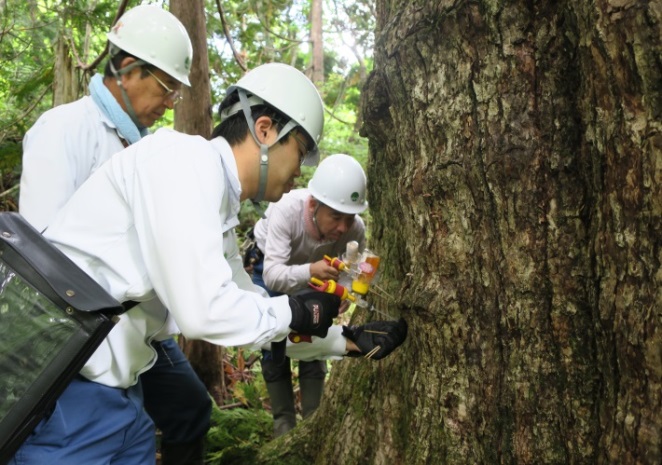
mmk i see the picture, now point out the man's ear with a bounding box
[307,196,319,211]
[254,116,275,144]
[117,57,138,84]
[119,57,137,70]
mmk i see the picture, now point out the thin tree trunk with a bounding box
[311,0,324,85]
[171,0,213,139]
[170,0,223,404]
[53,34,79,106]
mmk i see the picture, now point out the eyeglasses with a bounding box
[145,68,182,104]
[292,132,311,166]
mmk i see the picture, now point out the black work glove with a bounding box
[342,318,408,360]
[288,289,341,338]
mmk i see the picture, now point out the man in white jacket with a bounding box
[18,6,212,465]
[10,62,407,464]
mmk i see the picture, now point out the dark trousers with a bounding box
[249,254,327,385]
[141,338,212,444]
[261,350,327,382]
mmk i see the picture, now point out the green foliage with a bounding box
[0,0,119,143]
[221,346,267,407]
[0,140,22,211]
[320,111,368,163]
[0,140,22,173]
[203,346,272,463]
[205,403,273,465]
[231,378,264,408]
[206,0,311,95]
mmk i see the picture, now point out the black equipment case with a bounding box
[0,212,125,464]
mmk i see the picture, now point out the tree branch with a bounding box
[214,0,247,72]
[80,0,131,72]
[325,107,352,126]
[248,0,308,45]
[0,184,18,199]
[0,84,51,143]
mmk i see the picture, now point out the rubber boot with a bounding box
[300,377,325,419]
[160,436,205,465]
[266,379,297,437]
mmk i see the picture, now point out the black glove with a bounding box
[288,289,341,338]
[342,318,408,360]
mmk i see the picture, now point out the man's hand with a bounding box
[288,289,340,338]
[310,259,340,281]
[342,318,408,360]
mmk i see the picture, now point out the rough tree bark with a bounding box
[256,0,660,464]
[169,0,225,404]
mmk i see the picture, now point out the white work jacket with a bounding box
[43,129,347,388]
[20,96,126,232]
[253,189,366,293]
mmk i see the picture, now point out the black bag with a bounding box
[0,212,125,464]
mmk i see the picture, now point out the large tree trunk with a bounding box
[256,0,661,464]
[170,0,224,404]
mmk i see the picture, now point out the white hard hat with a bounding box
[107,5,193,86]
[223,63,325,166]
[308,154,368,214]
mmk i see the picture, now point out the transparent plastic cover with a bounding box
[0,261,80,419]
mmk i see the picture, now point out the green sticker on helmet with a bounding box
[351,192,359,202]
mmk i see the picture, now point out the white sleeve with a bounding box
[257,325,347,361]
[261,205,310,293]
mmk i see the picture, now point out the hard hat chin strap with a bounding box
[237,90,269,203]
[311,201,325,240]
[109,59,147,130]
[235,90,299,204]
